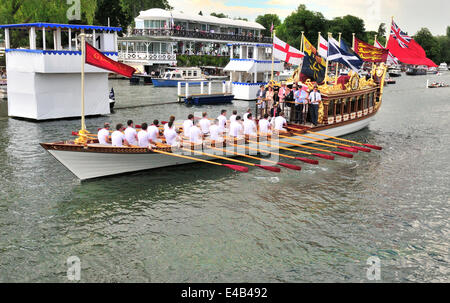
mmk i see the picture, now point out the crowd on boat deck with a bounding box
[256,82,322,127]
[97,108,290,148]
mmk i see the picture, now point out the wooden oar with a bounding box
[277,138,354,159]
[230,141,317,165]
[210,145,301,171]
[248,139,332,162]
[180,147,280,173]
[279,134,358,153]
[291,132,371,153]
[291,128,382,151]
[151,149,248,172]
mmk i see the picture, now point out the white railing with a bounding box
[118,52,176,61]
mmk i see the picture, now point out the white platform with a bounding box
[6,50,115,120]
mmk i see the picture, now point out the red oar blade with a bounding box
[363,144,382,150]
[72,131,79,136]
[255,165,281,173]
[352,146,371,152]
[161,121,168,124]
[223,164,249,172]
[332,151,354,158]
[312,153,335,160]
[338,146,358,153]
[295,157,319,165]
[277,162,301,171]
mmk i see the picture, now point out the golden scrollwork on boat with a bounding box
[318,101,324,124]
[74,129,90,145]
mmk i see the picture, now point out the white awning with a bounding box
[224,60,255,72]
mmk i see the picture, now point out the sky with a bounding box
[168,0,449,36]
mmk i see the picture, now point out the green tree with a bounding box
[365,30,378,45]
[328,15,366,44]
[95,0,130,29]
[277,4,328,49]
[414,27,441,63]
[198,11,203,16]
[255,14,281,37]
[210,12,228,18]
[119,0,172,22]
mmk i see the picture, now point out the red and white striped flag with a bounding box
[318,34,328,58]
[273,35,304,66]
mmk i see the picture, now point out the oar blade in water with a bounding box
[223,164,249,172]
[255,165,281,173]
[277,162,302,171]
[295,157,319,165]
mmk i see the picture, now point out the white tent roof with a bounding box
[136,8,265,30]
[224,60,255,72]
[224,59,284,73]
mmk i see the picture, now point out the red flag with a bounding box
[85,43,136,78]
[354,38,389,63]
[387,20,437,67]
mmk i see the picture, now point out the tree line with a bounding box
[256,4,450,64]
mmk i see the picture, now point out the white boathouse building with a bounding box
[1,23,121,120]
[118,8,270,73]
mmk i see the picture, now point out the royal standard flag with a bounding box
[301,36,326,83]
[354,37,389,63]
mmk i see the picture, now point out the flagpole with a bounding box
[317,32,321,50]
[300,31,304,52]
[80,33,86,132]
[271,29,275,81]
[352,33,355,51]
[372,34,377,78]
[325,32,331,84]
[334,32,341,85]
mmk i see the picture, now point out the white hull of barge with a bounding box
[46,117,373,180]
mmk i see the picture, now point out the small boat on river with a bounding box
[152,67,207,87]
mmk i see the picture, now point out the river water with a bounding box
[0,73,448,282]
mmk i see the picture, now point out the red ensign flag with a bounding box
[85,43,136,78]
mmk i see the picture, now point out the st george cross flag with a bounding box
[85,42,136,78]
[273,35,304,66]
[318,34,328,59]
[374,39,398,65]
[328,37,363,73]
[387,20,437,67]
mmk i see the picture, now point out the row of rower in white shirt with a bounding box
[98,120,179,147]
[183,110,288,143]
[98,110,288,147]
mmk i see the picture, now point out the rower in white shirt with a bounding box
[229,110,238,125]
[97,122,111,145]
[273,112,288,132]
[137,123,151,147]
[147,119,161,145]
[243,113,257,136]
[209,119,223,143]
[163,121,179,146]
[258,113,272,135]
[183,114,194,138]
[243,108,252,121]
[199,112,211,135]
[164,115,176,132]
[217,109,227,133]
[111,123,129,147]
[189,120,203,144]
[229,116,244,138]
[124,120,138,146]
